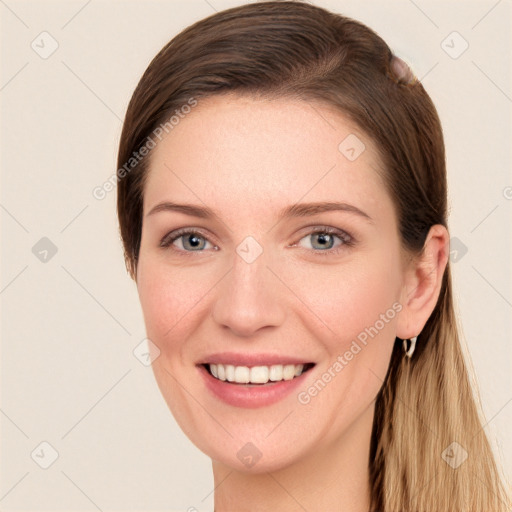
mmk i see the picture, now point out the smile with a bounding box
[197,358,316,408]
[205,363,315,385]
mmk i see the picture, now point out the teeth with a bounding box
[208,363,306,384]
[234,366,250,383]
[225,364,235,382]
[250,366,269,384]
[283,364,296,380]
[269,365,282,381]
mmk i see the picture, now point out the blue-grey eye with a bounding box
[176,232,212,251]
[161,230,215,251]
[298,231,344,251]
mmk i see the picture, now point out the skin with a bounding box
[135,94,449,512]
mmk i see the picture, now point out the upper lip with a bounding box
[197,352,314,367]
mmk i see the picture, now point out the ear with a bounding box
[396,224,450,340]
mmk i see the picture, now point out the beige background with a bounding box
[1,0,511,510]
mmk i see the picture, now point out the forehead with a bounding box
[143,94,392,225]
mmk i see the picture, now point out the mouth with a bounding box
[202,362,316,386]
[196,352,318,408]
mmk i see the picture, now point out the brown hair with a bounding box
[116,1,511,510]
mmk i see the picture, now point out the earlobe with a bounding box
[396,224,449,340]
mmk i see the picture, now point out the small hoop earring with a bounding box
[402,336,417,358]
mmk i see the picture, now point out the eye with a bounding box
[294,226,354,255]
[159,226,354,256]
[159,228,217,252]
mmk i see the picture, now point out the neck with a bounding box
[212,403,374,512]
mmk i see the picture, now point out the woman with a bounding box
[116,1,511,510]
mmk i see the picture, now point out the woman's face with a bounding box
[136,94,408,472]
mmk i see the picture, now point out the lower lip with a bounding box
[197,364,312,409]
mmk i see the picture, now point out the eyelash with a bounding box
[159,226,355,257]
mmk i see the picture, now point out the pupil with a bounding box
[187,235,202,248]
[316,233,332,249]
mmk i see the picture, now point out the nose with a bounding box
[211,247,287,337]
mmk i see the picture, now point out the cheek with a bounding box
[136,256,213,356]
[287,250,402,350]
[289,254,401,426]
[135,257,214,435]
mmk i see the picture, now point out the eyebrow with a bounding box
[146,201,373,223]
